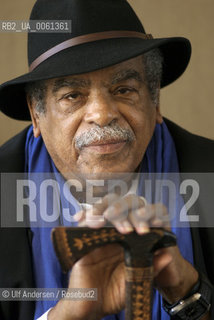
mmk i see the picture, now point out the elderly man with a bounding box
[0,0,213,319]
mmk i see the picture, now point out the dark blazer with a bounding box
[0,119,214,319]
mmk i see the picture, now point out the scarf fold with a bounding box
[25,122,194,320]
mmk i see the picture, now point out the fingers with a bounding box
[78,193,119,228]
[103,197,169,234]
[102,195,145,233]
[77,193,170,234]
[140,204,170,230]
[153,248,173,277]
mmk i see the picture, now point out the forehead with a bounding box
[47,55,145,91]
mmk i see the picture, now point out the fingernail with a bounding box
[137,222,150,234]
[122,220,134,232]
[152,219,162,227]
[73,211,84,222]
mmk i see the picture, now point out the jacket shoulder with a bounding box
[165,118,214,172]
[0,126,30,172]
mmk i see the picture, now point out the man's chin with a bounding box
[69,171,137,200]
[71,169,138,189]
[62,167,136,181]
[60,167,139,201]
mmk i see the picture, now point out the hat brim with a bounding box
[0,36,191,120]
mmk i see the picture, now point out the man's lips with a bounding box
[82,140,127,154]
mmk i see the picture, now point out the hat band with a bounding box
[29,30,153,72]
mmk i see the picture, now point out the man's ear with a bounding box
[26,95,41,138]
[156,104,163,124]
[155,87,163,124]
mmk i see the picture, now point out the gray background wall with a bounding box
[0,0,213,144]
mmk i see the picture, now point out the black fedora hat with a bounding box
[0,0,191,121]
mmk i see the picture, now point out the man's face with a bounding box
[29,55,162,179]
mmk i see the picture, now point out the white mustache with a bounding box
[75,124,134,149]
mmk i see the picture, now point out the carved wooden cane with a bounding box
[52,227,176,320]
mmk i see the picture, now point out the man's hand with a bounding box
[49,194,199,320]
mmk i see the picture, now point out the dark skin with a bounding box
[29,56,160,179]
[27,56,210,319]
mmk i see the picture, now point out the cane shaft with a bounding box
[125,266,153,320]
[52,227,176,320]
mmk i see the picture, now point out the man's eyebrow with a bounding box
[52,78,91,93]
[110,69,144,85]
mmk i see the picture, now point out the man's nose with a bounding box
[84,91,119,127]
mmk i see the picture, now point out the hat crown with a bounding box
[0,0,191,121]
[28,0,145,65]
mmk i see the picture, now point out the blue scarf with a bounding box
[25,122,194,319]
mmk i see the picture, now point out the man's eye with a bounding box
[115,87,135,95]
[63,92,81,100]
